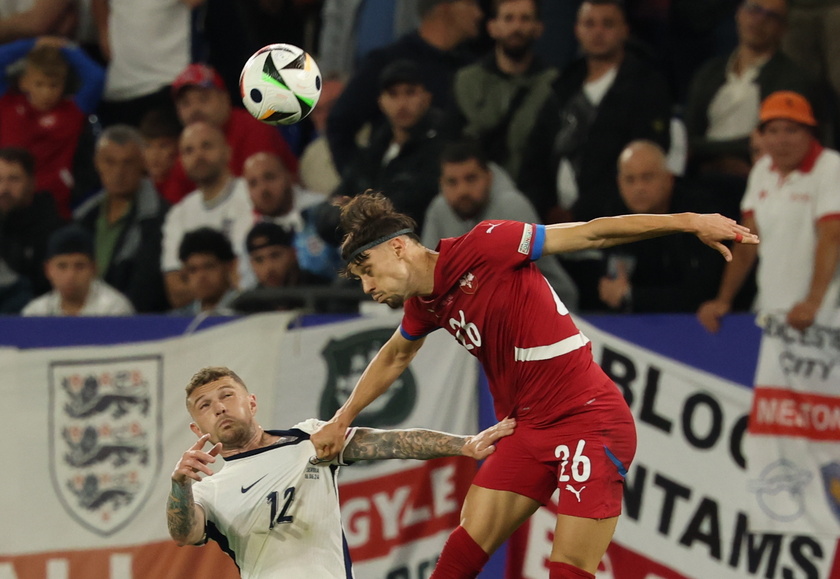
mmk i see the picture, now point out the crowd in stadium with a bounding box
[0,0,837,326]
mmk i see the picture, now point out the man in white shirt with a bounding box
[22,225,134,316]
[167,366,514,579]
[698,91,840,332]
[161,121,253,308]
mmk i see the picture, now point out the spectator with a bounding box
[782,0,840,111]
[0,0,76,43]
[521,0,672,223]
[244,221,301,288]
[596,140,725,313]
[685,0,822,180]
[0,146,64,296]
[161,122,253,308]
[230,221,322,312]
[0,36,105,218]
[447,0,558,190]
[697,91,840,333]
[326,0,483,172]
[139,107,182,198]
[317,0,420,79]
[159,63,299,204]
[422,139,579,310]
[21,225,134,316]
[299,77,344,196]
[73,125,170,313]
[333,60,445,233]
[244,151,340,283]
[172,227,239,316]
[92,0,202,127]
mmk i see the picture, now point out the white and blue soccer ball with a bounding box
[239,43,322,126]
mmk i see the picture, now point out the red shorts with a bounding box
[472,394,636,519]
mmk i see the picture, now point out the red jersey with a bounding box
[0,92,84,218]
[158,108,299,204]
[401,220,615,427]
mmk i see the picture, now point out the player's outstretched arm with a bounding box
[341,417,516,462]
[542,213,758,261]
[312,329,426,461]
[167,433,219,546]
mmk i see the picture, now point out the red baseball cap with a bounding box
[171,64,226,98]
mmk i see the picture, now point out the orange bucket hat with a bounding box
[759,91,817,126]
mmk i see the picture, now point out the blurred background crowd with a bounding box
[1,0,837,324]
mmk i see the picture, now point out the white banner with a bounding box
[745,311,840,538]
[510,318,839,579]
[0,313,478,579]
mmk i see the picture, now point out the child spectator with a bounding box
[139,107,181,197]
[0,36,105,218]
[21,225,134,316]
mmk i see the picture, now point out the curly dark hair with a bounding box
[338,191,419,277]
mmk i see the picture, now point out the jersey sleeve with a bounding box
[468,220,546,267]
[191,477,215,525]
[815,153,840,221]
[293,418,358,466]
[740,157,769,218]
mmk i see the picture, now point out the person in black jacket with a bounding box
[332,60,445,234]
[0,146,65,298]
[74,125,170,313]
[520,0,672,224]
[684,0,824,179]
[596,140,726,313]
[326,0,482,173]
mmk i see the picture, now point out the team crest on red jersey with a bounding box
[459,272,477,294]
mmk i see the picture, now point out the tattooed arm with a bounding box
[342,418,515,462]
[167,433,219,546]
[167,480,206,546]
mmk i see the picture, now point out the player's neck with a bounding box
[219,427,277,457]
[415,249,439,297]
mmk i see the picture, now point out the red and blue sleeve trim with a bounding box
[531,224,546,261]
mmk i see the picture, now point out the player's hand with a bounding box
[697,299,731,333]
[787,301,818,332]
[692,214,758,261]
[311,420,346,462]
[461,417,516,460]
[172,433,222,484]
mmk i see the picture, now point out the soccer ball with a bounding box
[240,44,322,126]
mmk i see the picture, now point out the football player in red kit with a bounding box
[312,192,758,579]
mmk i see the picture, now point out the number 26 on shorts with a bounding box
[555,440,591,483]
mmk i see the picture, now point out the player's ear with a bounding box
[189,422,203,437]
[249,393,257,416]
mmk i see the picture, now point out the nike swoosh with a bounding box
[241,475,267,493]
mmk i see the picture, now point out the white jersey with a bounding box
[741,145,840,314]
[192,420,356,579]
[160,177,256,287]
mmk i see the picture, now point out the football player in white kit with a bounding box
[166,366,515,578]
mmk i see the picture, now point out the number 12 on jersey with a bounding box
[267,486,295,529]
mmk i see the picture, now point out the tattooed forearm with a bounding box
[167,480,200,544]
[344,428,468,461]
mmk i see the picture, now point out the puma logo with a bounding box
[486,223,500,234]
[565,484,585,502]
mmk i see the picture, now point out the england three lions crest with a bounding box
[49,356,162,536]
